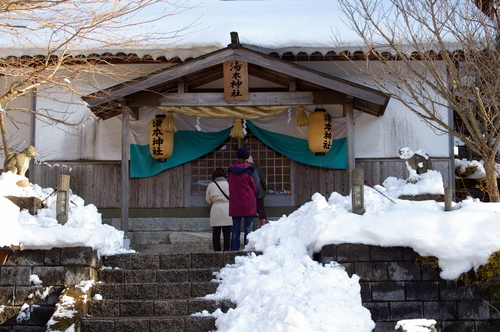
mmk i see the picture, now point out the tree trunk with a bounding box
[483,157,500,202]
[0,111,8,158]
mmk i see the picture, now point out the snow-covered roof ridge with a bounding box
[0,42,468,64]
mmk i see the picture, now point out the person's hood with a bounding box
[229,162,253,175]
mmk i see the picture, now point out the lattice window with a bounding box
[190,129,291,195]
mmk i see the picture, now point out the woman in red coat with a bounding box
[227,147,260,251]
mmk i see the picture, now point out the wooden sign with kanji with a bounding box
[223,60,248,102]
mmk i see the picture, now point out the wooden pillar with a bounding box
[56,174,70,224]
[345,96,355,188]
[30,87,38,183]
[121,108,130,249]
[30,87,37,149]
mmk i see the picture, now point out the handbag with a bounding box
[214,181,230,200]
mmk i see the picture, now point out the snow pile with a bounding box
[382,170,444,197]
[209,253,373,332]
[204,170,500,331]
[3,169,500,331]
[0,196,23,247]
[0,172,128,257]
[455,157,500,179]
[246,181,500,280]
[455,158,488,178]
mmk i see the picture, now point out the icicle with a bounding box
[295,105,309,126]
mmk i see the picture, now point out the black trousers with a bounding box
[213,225,232,251]
[257,197,267,220]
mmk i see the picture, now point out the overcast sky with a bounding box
[140,0,366,49]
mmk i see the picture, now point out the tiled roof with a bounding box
[0,45,465,65]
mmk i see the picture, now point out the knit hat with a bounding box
[237,147,250,160]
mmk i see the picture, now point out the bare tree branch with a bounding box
[0,0,197,158]
[336,0,500,201]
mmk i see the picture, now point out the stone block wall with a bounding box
[0,247,98,331]
[318,244,500,332]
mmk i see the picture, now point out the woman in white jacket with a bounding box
[205,168,232,251]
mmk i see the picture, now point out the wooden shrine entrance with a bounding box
[82,32,390,237]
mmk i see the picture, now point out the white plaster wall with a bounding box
[95,115,123,160]
[28,64,168,162]
[300,61,451,159]
[34,91,98,161]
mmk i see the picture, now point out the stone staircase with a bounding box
[81,251,249,332]
[103,216,266,253]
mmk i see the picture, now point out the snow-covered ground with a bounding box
[0,1,494,330]
[0,172,127,257]
[1,161,499,331]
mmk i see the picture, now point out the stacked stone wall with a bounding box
[3,245,499,331]
[318,244,500,332]
[0,247,98,331]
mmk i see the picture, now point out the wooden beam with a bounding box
[130,107,139,120]
[121,108,130,249]
[159,91,314,106]
[178,79,187,93]
[345,96,355,172]
[312,91,347,104]
[84,47,389,108]
[125,92,162,107]
[83,50,236,107]
[233,48,389,105]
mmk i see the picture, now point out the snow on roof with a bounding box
[0,0,465,61]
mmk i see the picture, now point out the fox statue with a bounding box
[4,145,37,177]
